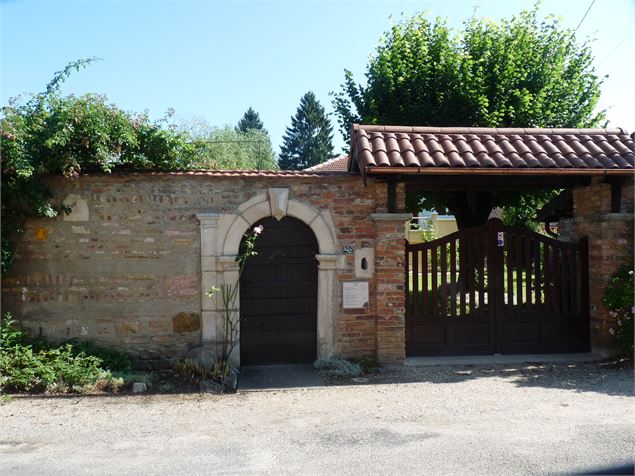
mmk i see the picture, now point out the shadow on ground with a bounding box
[340,358,634,397]
[5,359,632,399]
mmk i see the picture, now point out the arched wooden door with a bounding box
[239,216,319,365]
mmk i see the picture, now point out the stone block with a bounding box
[115,321,140,335]
[165,273,198,297]
[184,343,218,369]
[172,312,201,333]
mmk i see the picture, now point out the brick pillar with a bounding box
[572,177,634,354]
[371,213,412,362]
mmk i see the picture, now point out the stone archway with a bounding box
[196,188,339,365]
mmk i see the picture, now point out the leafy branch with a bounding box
[206,225,263,372]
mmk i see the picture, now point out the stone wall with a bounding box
[572,177,634,354]
[1,172,411,367]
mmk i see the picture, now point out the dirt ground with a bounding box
[1,360,633,475]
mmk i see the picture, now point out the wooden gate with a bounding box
[405,218,589,356]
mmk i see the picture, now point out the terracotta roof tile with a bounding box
[303,155,350,172]
[351,125,634,175]
[80,168,351,178]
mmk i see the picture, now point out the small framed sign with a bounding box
[342,281,369,309]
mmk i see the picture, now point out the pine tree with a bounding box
[236,107,266,133]
[278,92,335,170]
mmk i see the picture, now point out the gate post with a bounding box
[572,178,634,354]
[371,213,412,362]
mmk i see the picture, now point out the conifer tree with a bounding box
[236,107,266,133]
[278,92,335,170]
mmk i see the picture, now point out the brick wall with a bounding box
[372,214,409,361]
[572,177,634,352]
[1,173,406,366]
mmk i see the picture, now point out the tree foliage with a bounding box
[0,59,276,273]
[333,7,604,227]
[190,125,277,170]
[236,107,266,133]
[279,91,335,170]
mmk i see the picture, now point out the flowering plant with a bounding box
[603,264,634,358]
[207,225,263,374]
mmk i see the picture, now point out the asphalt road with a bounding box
[1,361,633,475]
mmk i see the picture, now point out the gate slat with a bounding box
[431,246,438,318]
[525,237,533,310]
[405,247,410,346]
[534,240,542,313]
[459,237,466,317]
[406,248,410,309]
[515,235,523,312]
[571,248,578,315]
[478,234,486,317]
[440,242,448,318]
[551,246,562,314]
[544,244,552,314]
[468,235,475,317]
[506,234,513,313]
[562,248,570,315]
[571,248,579,314]
[450,239,457,318]
[422,249,428,318]
[412,248,419,318]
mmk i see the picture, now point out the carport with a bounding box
[349,125,634,356]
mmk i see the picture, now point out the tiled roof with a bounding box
[351,125,634,175]
[304,155,350,172]
[80,168,351,178]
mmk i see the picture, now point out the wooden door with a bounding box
[240,216,318,365]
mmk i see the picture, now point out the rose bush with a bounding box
[603,264,634,358]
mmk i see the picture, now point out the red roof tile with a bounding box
[304,155,350,172]
[351,125,634,176]
[78,168,351,178]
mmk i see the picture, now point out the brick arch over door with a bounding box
[198,189,340,365]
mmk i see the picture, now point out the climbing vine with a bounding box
[0,59,196,273]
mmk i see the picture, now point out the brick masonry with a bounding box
[572,177,634,353]
[1,173,410,366]
[4,171,629,365]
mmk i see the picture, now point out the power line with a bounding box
[597,28,635,68]
[572,0,596,35]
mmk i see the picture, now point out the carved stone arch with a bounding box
[198,188,340,365]
[222,192,337,256]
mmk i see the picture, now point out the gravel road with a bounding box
[1,361,633,475]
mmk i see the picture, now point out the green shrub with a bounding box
[62,339,132,372]
[603,264,634,358]
[354,356,380,375]
[314,356,362,378]
[173,358,227,384]
[0,314,121,393]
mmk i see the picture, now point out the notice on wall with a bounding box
[343,281,369,309]
[497,231,504,247]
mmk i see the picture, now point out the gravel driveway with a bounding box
[1,360,633,475]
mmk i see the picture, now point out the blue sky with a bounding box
[2,0,634,152]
